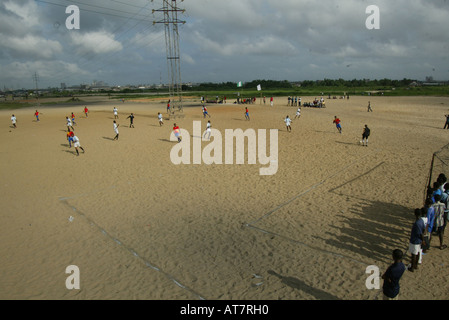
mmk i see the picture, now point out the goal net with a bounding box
[425,142,449,203]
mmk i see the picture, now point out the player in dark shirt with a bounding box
[127,113,135,128]
[382,249,406,300]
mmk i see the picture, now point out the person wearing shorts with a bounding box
[66,116,74,131]
[433,194,447,250]
[333,116,342,134]
[84,106,89,117]
[203,120,212,140]
[284,116,292,132]
[67,130,74,147]
[71,133,85,156]
[245,107,250,120]
[113,107,118,119]
[407,209,425,272]
[158,112,164,126]
[173,123,181,142]
[203,106,210,118]
[361,125,370,146]
[34,110,40,121]
[127,113,135,128]
[11,114,17,128]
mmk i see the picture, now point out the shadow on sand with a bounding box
[267,270,340,300]
[315,192,412,264]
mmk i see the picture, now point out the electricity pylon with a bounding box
[152,0,185,118]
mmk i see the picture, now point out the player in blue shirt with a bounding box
[408,209,425,272]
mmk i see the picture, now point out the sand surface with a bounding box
[1,95,448,300]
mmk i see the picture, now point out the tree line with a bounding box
[183,78,420,91]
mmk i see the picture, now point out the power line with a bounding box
[37,0,158,86]
[108,0,153,11]
[59,0,150,18]
[35,0,151,21]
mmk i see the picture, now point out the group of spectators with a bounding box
[303,97,326,108]
[381,173,448,300]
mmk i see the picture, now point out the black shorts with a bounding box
[362,134,369,139]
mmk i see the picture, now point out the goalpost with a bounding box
[424,142,449,203]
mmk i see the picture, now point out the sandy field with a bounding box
[0,95,448,300]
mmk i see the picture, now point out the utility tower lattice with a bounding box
[32,72,40,106]
[152,0,186,118]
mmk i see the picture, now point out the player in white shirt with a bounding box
[71,133,85,156]
[113,107,118,119]
[295,107,301,119]
[158,112,164,126]
[66,116,74,131]
[113,120,119,140]
[203,120,212,140]
[11,114,17,128]
[284,116,292,132]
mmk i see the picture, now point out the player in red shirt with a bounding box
[245,107,250,120]
[173,123,181,142]
[333,116,342,134]
[84,106,89,117]
[34,110,40,121]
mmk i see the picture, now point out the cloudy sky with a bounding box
[0,0,448,89]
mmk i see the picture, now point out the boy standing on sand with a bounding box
[34,110,40,121]
[84,106,89,117]
[284,116,292,132]
[407,209,425,272]
[433,194,447,250]
[361,125,370,146]
[113,107,118,119]
[127,113,135,128]
[381,249,406,300]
